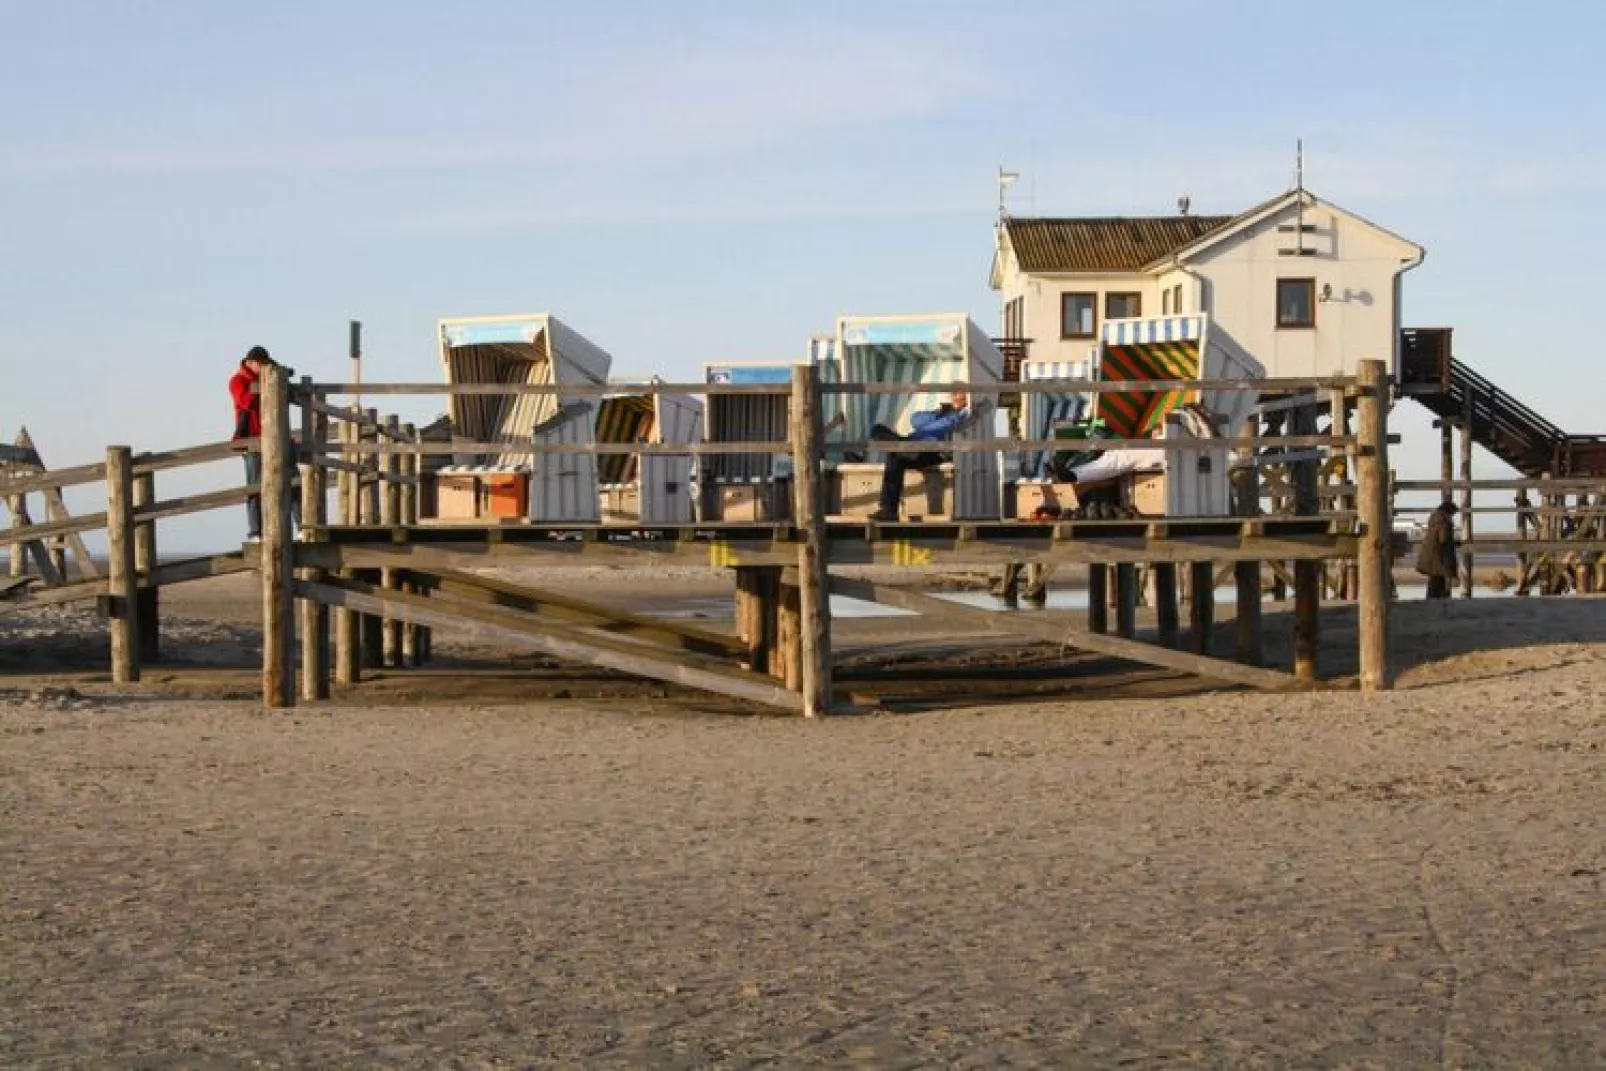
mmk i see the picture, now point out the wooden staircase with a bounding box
[1398,328,1606,477]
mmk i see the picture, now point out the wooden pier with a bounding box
[1,359,1446,714]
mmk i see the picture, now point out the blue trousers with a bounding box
[242,452,300,538]
[243,451,262,537]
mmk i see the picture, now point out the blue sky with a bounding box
[4,0,1602,549]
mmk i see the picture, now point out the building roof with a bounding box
[1002,214,1235,274]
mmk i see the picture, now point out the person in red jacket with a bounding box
[230,346,274,541]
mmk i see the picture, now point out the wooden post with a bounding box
[333,419,361,684]
[1232,418,1263,665]
[400,423,421,667]
[299,382,330,701]
[775,580,802,689]
[1114,563,1138,639]
[363,408,381,527]
[1459,391,1475,598]
[105,446,140,684]
[1188,561,1214,656]
[790,364,832,716]
[1022,562,1050,605]
[260,365,294,708]
[1439,419,1454,508]
[1356,360,1392,691]
[1087,564,1109,634]
[358,412,384,669]
[380,415,403,668]
[735,565,780,675]
[1331,388,1358,600]
[1154,562,1180,648]
[132,470,160,664]
[1292,404,1320,681]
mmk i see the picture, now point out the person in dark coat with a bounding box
[1416,500,1460,598]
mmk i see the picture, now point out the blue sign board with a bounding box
[706,364,793,385]
[841,319,964,348]
[442,320,542,348]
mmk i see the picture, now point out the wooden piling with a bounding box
[260,366,294,708]
[1232,418,1263,665]
[735,565,780,675]
[776,580,802,690]
[1356,360,1392,691]
[358,412,383,670]
[1331,387,1359,600]
[1087,564,1109,634]
[105,446,140,684]
[333,419,360,685]
[400,423,422,667]
[1459,390,1475,599]
[299,382,330,701]
[1291,404,1320,681]
[1154,562,1179,648]
[790,363,832,716]
[381,414,403,668]
[1188,561,1214,656]
[1114,563,1138,639]
[132,470,160,664]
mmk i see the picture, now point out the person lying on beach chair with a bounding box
[867,392,971,523]
[1052,406,1211,519]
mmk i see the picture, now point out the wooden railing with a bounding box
[1,385,423,688]
[262,364,1392,707]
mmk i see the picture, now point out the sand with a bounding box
[3,573,1605,1066]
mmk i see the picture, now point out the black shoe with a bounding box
[867,509,899,523]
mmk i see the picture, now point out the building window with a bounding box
[1276,278,1316,328]
[1003,296,1023,338]
[1106,292,1142,320]
[1171,284,1184,314]
[1161,288,1171,315]
[1061,292,1097,339]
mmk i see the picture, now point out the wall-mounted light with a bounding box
[1319,283,1334,303]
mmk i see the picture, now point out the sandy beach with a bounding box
[3,573,1605,1066]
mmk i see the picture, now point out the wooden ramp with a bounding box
[828,577,1309,693]
[294,569,801,713]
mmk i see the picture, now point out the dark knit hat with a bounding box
[245,345,273,365]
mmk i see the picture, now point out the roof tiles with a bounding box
[1004,215,1235,274]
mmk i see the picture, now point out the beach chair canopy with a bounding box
[1020,357,1095,478]
[705,362,794,481]
[1096,316,1208,439]
[594,395,655,484]
[438,314,611,469]
[837,317,977,443]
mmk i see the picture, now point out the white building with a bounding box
[989,189,1425,379]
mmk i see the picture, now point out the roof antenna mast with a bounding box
[1295,138,1306,256]
[997,166,1019,222]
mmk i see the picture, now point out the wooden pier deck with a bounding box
[6,361,1417,714]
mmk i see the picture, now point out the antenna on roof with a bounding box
[997,166,1020,221]
[1294,138,1306,256]
[1177,195,1191,217]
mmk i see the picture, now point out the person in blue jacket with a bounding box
[868,392,970,522]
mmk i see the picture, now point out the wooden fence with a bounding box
[0,385,422,687]
[253,359,1393,712]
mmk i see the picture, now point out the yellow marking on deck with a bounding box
[891,540,934,566]
[709,541,738,568]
